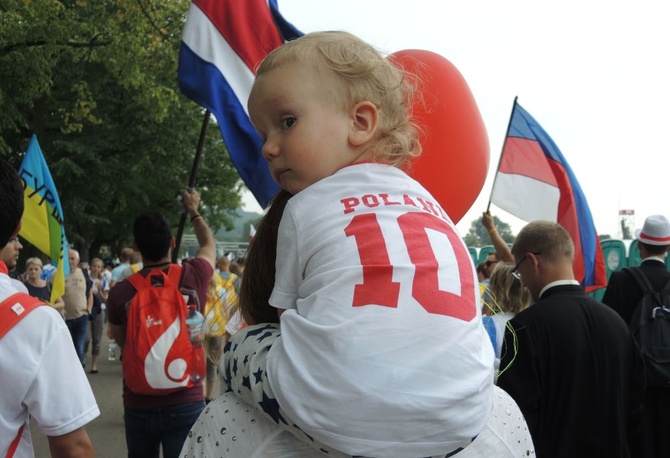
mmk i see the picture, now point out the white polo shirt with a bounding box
[0,273,99,457]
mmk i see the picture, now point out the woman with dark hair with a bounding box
[238,190,291,326]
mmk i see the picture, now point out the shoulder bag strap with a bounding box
[0,293,45,339]
[1,293,44,457]
[6,423,25,458]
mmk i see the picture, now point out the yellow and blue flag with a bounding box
[17,135,69,303]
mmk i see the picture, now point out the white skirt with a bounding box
[180,385,534,458]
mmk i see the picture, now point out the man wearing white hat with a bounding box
[603,215,670,322]
[602,214,670,458]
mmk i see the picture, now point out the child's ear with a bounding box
[349,101,378,146]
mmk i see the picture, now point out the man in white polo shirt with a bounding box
[0,157,99,457]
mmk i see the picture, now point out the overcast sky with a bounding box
[241,0,669,239]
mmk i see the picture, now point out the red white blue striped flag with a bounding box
[178,0,302,209]
[491,101,607,291]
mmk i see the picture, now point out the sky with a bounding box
[241,0,669,240]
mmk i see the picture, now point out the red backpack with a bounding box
[123,265,204,395]
[1,293,46,457]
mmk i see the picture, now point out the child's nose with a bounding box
[261,138,280,160]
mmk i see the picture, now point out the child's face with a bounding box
[90,261,102,277]
[248,62,361,195]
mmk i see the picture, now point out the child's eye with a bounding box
[281,117,296,129]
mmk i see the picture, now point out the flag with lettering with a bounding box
[178,0,302,209]
[18,135,70,303]
[490,101,606,291]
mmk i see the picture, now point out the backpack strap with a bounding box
[625,267,664,307]
[166,264,183,288]
[126,264,183,292]
[0,293,45,339]
[6,423,25,458]
[624,267,655,293]
[0,293,42,456]
[127,271,146,292]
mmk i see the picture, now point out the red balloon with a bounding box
[389,49,489,224]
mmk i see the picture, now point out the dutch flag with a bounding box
[178,0,302,209]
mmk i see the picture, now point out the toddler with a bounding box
[224,31,494,457]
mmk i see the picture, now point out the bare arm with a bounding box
[47,427,94,458]
[86,288,94,314]
[482,211,514,263]
[182,188,216,268]
[51,296,65,311]
[97,280,109,302]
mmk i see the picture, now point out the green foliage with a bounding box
[463,214,516,247]
[0,0,242,258]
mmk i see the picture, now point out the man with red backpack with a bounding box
[0,157,99,457]
[107,188,216,458]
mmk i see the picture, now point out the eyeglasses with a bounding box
[7,237,20,244]
[485,259,498,267]
[511,252,541,280]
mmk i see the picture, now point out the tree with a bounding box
[1,0,243,260]
[463,215,515,247]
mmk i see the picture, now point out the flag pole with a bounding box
[173,110,211,263]
[486,96,518,212]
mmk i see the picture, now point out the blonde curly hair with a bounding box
[255,31,421,167]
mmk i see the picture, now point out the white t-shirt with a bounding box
[268,163,494,456]
[10,278,28,294]
[0,274,100,457]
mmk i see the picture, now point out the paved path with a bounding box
[29,331,224,456]
[30,332,128,457]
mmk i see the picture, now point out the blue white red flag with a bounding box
[490,101,607,291]
[178,0,302,209]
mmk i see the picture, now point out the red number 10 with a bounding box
[344,212,475,321]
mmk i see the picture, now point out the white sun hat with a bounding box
[636,215,670,246]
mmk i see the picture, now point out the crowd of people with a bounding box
[2,29,670,458]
